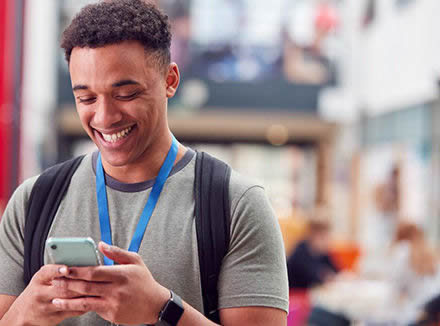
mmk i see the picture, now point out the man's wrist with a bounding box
[149,284,172,325]
[1,306,30,326]
[158,290,185,325]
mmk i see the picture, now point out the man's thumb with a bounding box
[98,242,141,265]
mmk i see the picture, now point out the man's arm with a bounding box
[53,243,287,325]
[169,302,287,326]
[220,307,286,326]
[218,184,289,318]
[0,295,16,321]
[0,177,86,325]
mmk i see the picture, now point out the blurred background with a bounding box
[1,0,440,324]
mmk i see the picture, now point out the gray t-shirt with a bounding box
[0,149,288,325]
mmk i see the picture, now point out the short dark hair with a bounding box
[61,0,171,68]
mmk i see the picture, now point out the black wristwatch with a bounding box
[158,290,184,326]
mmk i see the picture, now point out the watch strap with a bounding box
[158,290,184,326]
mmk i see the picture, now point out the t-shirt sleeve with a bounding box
[217,184,289,313]
[0,176,38,296]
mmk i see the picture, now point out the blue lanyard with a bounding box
[96,136,178,265]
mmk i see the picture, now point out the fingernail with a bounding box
[52,299,62,307]
[59,267,67,274]
[101,242,110,250]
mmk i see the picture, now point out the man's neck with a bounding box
[101,142,187,184]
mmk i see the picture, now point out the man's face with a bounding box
[69,41,178,169]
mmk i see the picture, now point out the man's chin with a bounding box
[99,151,132,169]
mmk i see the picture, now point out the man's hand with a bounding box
[1,265,85,326]
[51,242,170,325]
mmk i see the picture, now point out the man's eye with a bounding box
[78,97,96,104]
[116,92,139,100]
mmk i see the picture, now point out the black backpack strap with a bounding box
[194,151,231,323]
[23,155,85,285]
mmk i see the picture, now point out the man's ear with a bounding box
[166,63,180,98]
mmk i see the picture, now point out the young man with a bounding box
[0,1,288,325]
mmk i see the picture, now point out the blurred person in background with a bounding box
[287,216,340,290]
[286,214,341,326]
[415,293,440,326]
[0,0,288,325]
[388,221,440,324]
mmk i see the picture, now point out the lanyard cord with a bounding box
[96,136,179,265]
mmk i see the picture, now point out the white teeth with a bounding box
[101,126,133,143]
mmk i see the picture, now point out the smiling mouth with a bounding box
[99,125,135,143]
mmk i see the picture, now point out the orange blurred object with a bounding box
[278,215,308,256]
[329,242,361,272]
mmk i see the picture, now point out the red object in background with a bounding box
[0,0,24,214]
[0,0,15,213]
[288,289,311,326]
[315,2,339,33]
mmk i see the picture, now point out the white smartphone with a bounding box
[46,237,102,266]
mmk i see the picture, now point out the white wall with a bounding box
[361,0,437,114]
[429,0,440,77]
[320,0,438,120]
[20,0,59,180]
[319,0,365,122]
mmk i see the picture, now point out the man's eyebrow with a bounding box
[72,80,140,92]
[72,84,88,92]
[112,80,140,88]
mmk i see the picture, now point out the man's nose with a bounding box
[93,96,123,128]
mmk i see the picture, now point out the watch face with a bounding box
[160,291,184,326]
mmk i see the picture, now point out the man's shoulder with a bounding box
[192,150,262,193]
[196,151,266,213]
[229,167,263,189]
[228,168,265,207]
[7,153,93,209]
[38,153,93,177]
[11,175,40,203]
